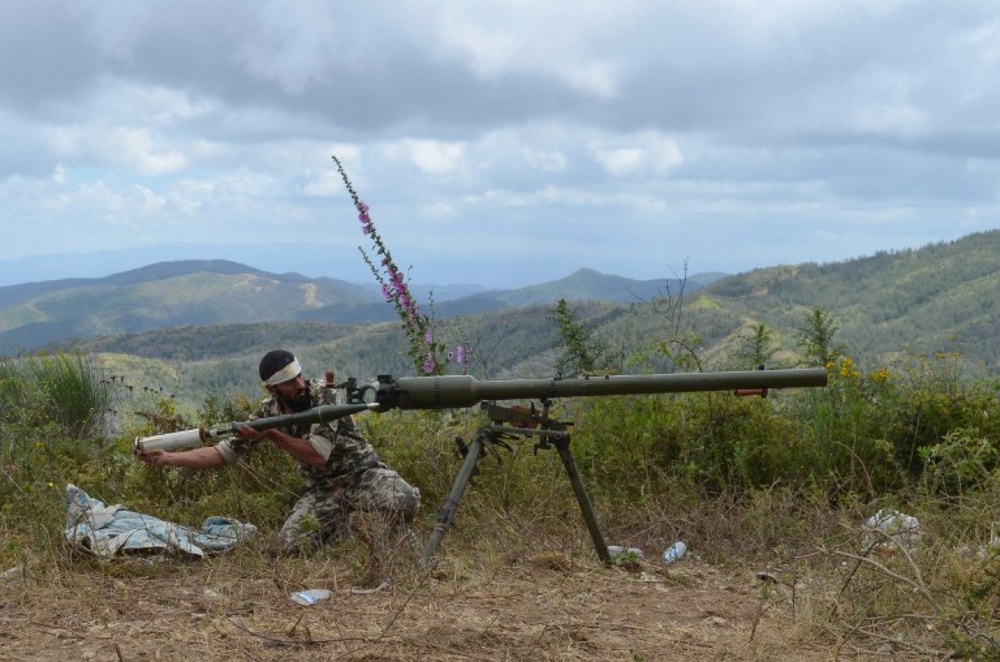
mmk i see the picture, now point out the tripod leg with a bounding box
[422,431,484,563]
[553,435,611,564]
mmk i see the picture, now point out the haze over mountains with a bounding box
[0,260,716,353]
[0,242,720,293]
[2,231,998,382]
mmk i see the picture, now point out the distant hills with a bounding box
[704,231,1000,374]
[0,261,709,353]
[3,230,999,404]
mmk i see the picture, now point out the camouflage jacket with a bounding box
[215,378,384,488]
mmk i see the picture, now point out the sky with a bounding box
[1,1,998,289]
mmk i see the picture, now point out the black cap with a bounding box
[259,349,296,382]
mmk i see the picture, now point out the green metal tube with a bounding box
[135,402,379,453]
[383,368,827,410]
[204,402,378,437]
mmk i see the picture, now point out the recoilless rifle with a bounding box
[135,367,828,563]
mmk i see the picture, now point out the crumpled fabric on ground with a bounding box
[63,484,257,557]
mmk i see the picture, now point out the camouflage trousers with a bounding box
[278,467,421,554]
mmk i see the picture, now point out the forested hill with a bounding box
[0,261,700,353]
[33,230,1000,409]
[702,229,1000,372]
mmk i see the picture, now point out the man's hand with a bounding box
[238,424,327,468]
[137,449,173,468]
[235,424,270,443]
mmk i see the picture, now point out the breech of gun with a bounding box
[134,428,206,453]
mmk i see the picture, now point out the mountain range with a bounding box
[0,262,715,353]
[2,230,999,390]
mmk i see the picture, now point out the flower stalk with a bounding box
[332,155,469,375]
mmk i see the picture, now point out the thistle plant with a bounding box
[331,155,469,375]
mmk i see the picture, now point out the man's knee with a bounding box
[360,468,421,521]
[394,484,421,522]
[277,525,309,556]
[279,502,350,553]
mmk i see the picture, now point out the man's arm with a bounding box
[234,425,327,469]
[138,446,227,469]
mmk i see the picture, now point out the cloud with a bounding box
[0,1,997,287]
[46,125,187,176]
[384,140,468,176]
[236,1,345,95]
[433,3,625,98]
[587,131,684,177]
[523,147,568,173]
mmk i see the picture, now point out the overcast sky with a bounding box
[1,1,997,288]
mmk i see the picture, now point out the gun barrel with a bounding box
[381,368,828,410]
[205,402,379,437]
[134,402,379,454]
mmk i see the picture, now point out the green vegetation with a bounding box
[4,231,1000,381]
[4,296,1000,654]
[3,226,1000,655]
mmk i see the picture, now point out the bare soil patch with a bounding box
[0,547,860,662]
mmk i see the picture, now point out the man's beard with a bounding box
[280,389,313,412]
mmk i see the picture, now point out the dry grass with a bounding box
[3,502,988,662]
[0,547,817,661]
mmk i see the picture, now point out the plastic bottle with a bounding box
[662,541,687,564]
[289,588,332,606]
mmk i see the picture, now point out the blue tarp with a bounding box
[63,484,257,558]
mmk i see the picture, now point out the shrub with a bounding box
[1,353,113,439]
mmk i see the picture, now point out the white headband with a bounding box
[264,358,302,386]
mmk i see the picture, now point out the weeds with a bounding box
[3,346,1000,658]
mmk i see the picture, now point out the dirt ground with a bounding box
[0,544,896,662]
